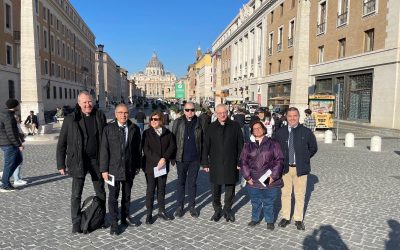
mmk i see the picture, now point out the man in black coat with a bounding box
[56,91,107,234]
[203,104,244,222]
[24,110,39,135]
[100,104,141,235]
[273,107,318,230]
[172,102,204,218]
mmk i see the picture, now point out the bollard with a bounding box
[345,133,354,147]
[370,136,382,152]
[324,130,333,144]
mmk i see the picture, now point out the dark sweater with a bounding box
[0,109,22,147]
[82,114,98,158]
[183,117,198,162]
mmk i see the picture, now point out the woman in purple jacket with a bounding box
[239,121,284,230]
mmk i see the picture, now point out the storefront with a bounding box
[315,70,373,123]
[267,81,291,112]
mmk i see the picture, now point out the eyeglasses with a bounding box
[216,112,228,115]
[150,117,160,121]
[184,109,195,112]
[116,112,129,115]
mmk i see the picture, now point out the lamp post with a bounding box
[97,44,106,110]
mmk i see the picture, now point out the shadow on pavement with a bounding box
[22,172,69,189]
[385,219,400,250]
[394,151,400,156]
[303,225,349,250]
[304,174,319,218]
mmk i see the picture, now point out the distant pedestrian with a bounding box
[142,111,176,224]
[100,104,142,235]
[303,109,316,132]
[172,102,205,219]
[24,110,39,135]
[56,91,107,234]
[273,107,318,230]
[0,99,23,192]
[54,107,64,123]
[134,108,146,134]
[240,121,284,230]
[203,104,244,223]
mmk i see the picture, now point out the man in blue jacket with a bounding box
[273,107,317,230]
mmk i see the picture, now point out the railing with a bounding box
[337,11,348,27]
[277,43,282,52]
[363,0,376,16]
[317,22,326,35]
[288,37,293,48]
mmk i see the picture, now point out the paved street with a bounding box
[0,131,399,249]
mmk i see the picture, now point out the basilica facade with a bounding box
[130,52,176,99]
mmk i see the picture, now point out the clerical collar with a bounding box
[117,121,127,128]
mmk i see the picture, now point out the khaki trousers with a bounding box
[281,167,308,221]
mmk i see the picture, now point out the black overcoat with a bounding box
[203,119,244,184]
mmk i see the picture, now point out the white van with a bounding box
[245,102,259,114]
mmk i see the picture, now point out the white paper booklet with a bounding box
[154,165,167,178]
[105,174,115,187]
[258,169,272,187]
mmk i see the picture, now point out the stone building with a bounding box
[212,0,400,129]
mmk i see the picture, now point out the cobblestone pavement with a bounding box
[0,137,399,249]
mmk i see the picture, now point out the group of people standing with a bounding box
[55,90,318,236]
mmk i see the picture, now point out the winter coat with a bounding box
[24,114,39,127]
[239,136,284,189]
[0,109,22,147]
[172,116,204,163]
[99,120,141,181]
[142,127,176,176]
[203,118,244,184]
[56,107,106,177]
[273,124,318,176]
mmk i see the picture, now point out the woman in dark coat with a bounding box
[239,121,284,230]
[142,111,176,224]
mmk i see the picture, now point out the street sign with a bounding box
[175,82,185,99]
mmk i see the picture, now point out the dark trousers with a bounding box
[146,173,168,213]
[1,146,23,188]
[71,158,106,225]
[176,161,200,209]
[108,179,133,223]
[211,183,235,212]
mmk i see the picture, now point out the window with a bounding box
[43,30,48,50]
[43,7,47,20]
[277,27,283,52]
[62,43,65,58]
[37,25,40,48]
[6,44,12,65]
[53,86,57,99]
[291,0,296,9]
[288,19,295,47]
[56,39,60,55]
[59,87,62,99]
[317,1,327,35]
[51,62,55,76]
[5,3,12,31]
[363,0,376,16]
[364,29,374,52]
[8,80,15,98]
[50,35,54,53]
[46,82,50,99]
[289,56,293,70]
[65,88,67,99]
[73,89,76,99]
[44,60,49,75]
[337,0,349,26]
[268,63,272,74]
[69,89,72,99]
[270,11,274,24]
[35,0,39,14]
[280,3,284,16]
[268,32,274,55]
[278,60,282,72]
[338,38,346,58]
[318,46,324,63]
[57,65,61,77]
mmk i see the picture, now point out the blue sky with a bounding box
[70,0,248,78]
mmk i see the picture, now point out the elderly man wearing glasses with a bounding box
[171,102,205,219]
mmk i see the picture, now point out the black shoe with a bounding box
[71,223,82,234]
[110,222,119,235]
[267,223,275,230]
[174,207,183,218]
[158,212,172,221]
[278,218,290,228]
[189,207,199,218]
[248,221,260,227]
[210,211,222,222]
[295,221,305,230]
[121,217,139,227]
[145,214,153,224]
[224,210,235,222]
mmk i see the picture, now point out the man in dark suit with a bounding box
[56,91,107,234]
[100,104,141,235]
[24,110,39,135]
[273,107,318,230]
[203,104,244,223]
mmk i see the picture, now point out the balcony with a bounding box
[317,22,326,35]
[337,11,348,27]
[13,31,20,43]
[363,0,376,16]
[277,43,282,52]
[268,47,272,55]
[288,37,293,48]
